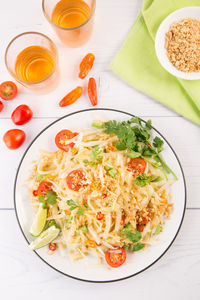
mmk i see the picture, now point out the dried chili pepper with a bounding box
[88,77,97,106]
[59,86,83,107]
[79,53,95,79]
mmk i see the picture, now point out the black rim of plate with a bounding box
[13,108,187,283]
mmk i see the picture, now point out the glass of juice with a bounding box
[5,32,59,93]
[42,0,96,47]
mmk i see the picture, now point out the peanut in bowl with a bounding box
[155,7,200,80]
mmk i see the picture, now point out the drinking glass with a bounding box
[5,32,59,94]
[42,0,96,47]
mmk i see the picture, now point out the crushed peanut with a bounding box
[165,18,200,72]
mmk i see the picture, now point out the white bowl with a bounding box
[155,7,200,80]
[14,108,186,282]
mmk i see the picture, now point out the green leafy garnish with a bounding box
[154,225,161,235]
[105,160,118,178]
[121,224,142,243]
[134,173,163,187]
[77,208,85,215]
[46,190,57,205]
[132,243,145,251]
[38,195,45,204]
[66,199,89,215]
[116,141,127,151]
[92,121,104,129]
[96,117,177,180]
[126,151,141,158]
[36,173,45,182]
[153,137,164,153]
[122,244,130,250]
[66,215,73,224]
[47,219,60,229]
[91,146,102,161]
[80,225,88,232]
[83,146,102,166]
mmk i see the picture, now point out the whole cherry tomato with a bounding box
[11,104,33,125]
[0,81,17,100]
[0,101,4,112]
[3,129,25,149]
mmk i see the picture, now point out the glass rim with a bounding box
[5,31,58,86]
[42,0,96,31]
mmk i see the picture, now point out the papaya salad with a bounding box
[28,117,177,268]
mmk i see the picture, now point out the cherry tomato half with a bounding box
[96,211,104,221]
[49,243,57,251]
[66,169,87,191]
[11,104,33,125]
[0,101,4,112]
[127,158,147,176]
[0,81,17,100]
[137,225,144,232]
[105,247,126,268]
[3,129,25,149]
[37,181,53,196]
[55,130,78,152]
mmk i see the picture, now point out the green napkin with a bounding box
[110,0,200,125]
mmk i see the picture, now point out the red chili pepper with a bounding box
[137,225,144,232]
[33,190,38,197]
[96,211,104,221]
[59,86,83,107]
[120,215,125,226]
[88,77,97,106]
[102,193,107,199]
[49,243,57,251]
[79,53,95,79]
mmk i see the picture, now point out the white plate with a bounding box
[14,109,186,282]
[155,7,200,80]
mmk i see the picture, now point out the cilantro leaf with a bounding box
[134,174,163,187]
[38,195,45,204]
[126,151,141,158]
[83,159,90,164]
[67,200,76,206]
[116,141,127,151]
[122,224,142,243]
[77,208,85,215]
[66,215,73,224]
[80,225,87,232]
[153,137,164,153]
[36,173,45,182]
[47,190,57,205]
[145,120,152,130]
[132,243,144,251]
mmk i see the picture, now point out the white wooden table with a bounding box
[0,0,200,299]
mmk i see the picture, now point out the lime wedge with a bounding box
[29,204,47,237]
[28,225,60,251]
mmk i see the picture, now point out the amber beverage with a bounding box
[5,32,59,93]
[42,0,96,47]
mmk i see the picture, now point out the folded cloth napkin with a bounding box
[110,0,200,125]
